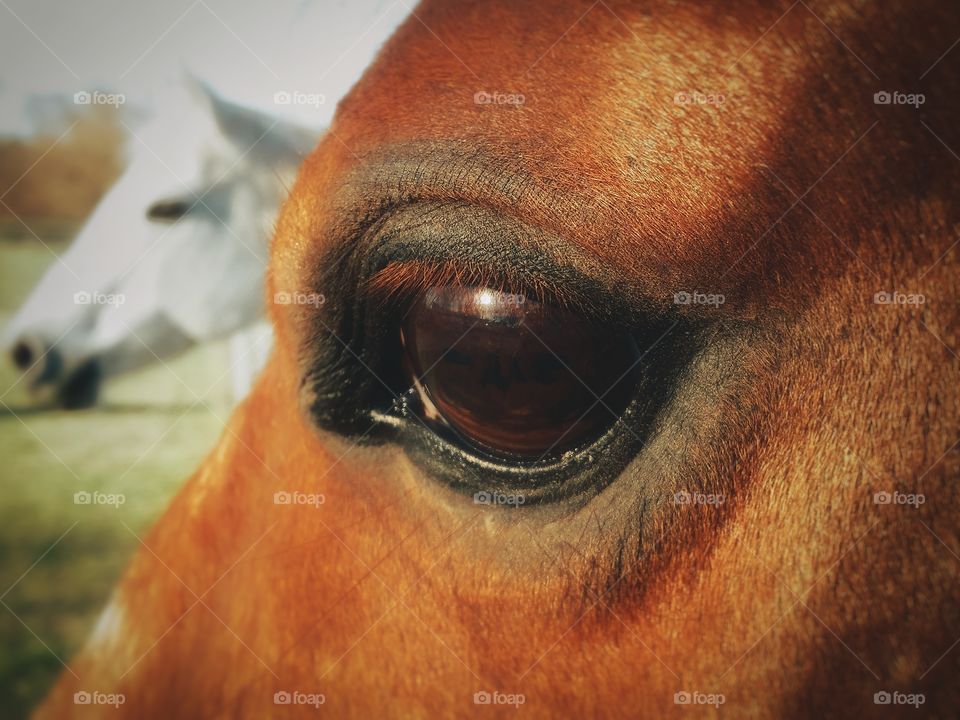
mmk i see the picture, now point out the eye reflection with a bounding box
[402,286,641,460]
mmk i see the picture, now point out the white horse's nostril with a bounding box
[11,340,36,371]
[10,337,61,385]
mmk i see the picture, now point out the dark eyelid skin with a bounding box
[293,141,778,319]
[296,143,610,292]
[354,202,652,324]
[300,144,760,325]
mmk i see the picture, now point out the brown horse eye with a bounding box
[401,286,641,460]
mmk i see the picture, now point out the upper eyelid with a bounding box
[312,145,764,316]
[307,145,604,285]
[316,200,651,328]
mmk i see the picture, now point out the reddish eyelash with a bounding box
[363,260,586,312]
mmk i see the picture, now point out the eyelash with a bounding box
[363,259,581,314]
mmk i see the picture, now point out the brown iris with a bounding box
[402,286,641,460]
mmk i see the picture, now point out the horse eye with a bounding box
[146,199,192,222]
[401,286,641,460]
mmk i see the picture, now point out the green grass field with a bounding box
[0,222,233,718]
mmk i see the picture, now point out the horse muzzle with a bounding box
[8,335,102,409]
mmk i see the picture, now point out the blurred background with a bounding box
[0,1,409,715]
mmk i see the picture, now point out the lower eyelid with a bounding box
[380,318,701,507]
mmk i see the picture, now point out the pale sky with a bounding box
[0,0,411,135]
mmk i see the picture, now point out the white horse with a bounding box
[3,80,319,407]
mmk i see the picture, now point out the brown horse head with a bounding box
[37,0,960,717]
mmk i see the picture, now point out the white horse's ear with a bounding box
[210,92,273,148]
[174,72,264,145]
[180,71,214,106]
[173,71,318,163]
[186,76,318,161]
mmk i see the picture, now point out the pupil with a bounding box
[402,286,640,460]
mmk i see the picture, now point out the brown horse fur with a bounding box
[37,0,960,717]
